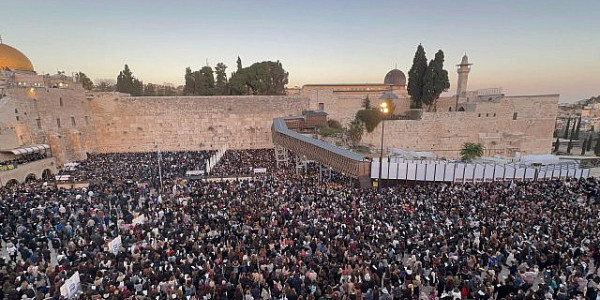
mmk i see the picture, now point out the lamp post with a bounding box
[377,87,398,190]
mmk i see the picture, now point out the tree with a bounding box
[581,140,587,155]
[407,44,428,108]
[215,63,228,95]
[347,119,364,148]
[355,109,382,133]
[132,79,143,96]
[144,83,156,96]
[460,142,484,162]
[587,135,593,151]
[95,79,115,92]
[574,116,582,140]
[567,133,573,154]
[362,96,371,109]
[236,56,242,72]
[183,67,194,95]
[116,64,135,94]
[421,50,450,111]
[595,135,600,156]
[75,72,93,90]
[563,117,571,139]
[570,120,576,142]
[554,137,560,153]
[199,66,215,95]
[229,61,289,95]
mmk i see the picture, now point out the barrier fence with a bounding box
[371,161,590,182]
[205,145,227,175]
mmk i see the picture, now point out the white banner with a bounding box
[253,168,267,174]
[108,235,122,255]
[185,170,205,176]
[60,271,80,299]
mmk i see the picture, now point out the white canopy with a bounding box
[1,144,50,156]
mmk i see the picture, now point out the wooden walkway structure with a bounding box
[272,118,371,187]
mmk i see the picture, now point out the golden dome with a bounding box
[0,43,34,71]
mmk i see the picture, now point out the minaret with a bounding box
[455,54,472,108]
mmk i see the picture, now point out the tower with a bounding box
[455,54,471,108]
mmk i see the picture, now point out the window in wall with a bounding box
[36,118,42,129]
[14,108,18,114]
[56,118,61,129]
[513,112,518,120]
[71,116,76,127]
[318,103,324,111]
[449,107,452,112]
[59,98,63,107]
[85,116,89,125]
[15,116,19,121]
[478,113,481,117]
[493,113,496,117]
[486,113,489,117]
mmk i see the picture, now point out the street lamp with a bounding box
[377,88,398,190]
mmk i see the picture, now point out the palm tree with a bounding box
[460,143,484,162]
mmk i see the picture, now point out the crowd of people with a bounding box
[0,153,48,170]
[58,151,214,182]
[209,149,282,177]
[0,148,599,300]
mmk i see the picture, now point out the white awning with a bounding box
[1,144,50,155]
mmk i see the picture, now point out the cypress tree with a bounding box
[563,118,571,139]
[422,50,450,111]
[407,44,428,108]
[574,116,582,140]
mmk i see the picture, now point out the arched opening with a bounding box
[5,179,19,187]
[458,107,465,112]
[449,107,452,112]
[25,173,37,182]
[42,169,52,181]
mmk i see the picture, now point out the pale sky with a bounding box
[2,0,599,102]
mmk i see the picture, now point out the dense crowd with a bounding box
[0,153,48,169]
[209,149,281,177]
[1,149,599,300]
[58,151,214,182]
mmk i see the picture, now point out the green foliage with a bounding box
[229,61,289,95]
[347,118,364,147]
[144,83,156,96]
[563,117,571,139]
[422,50,450,110]
[356,109,382,133]
[236,56,242,72]
[95,79,115,92]
[215,63,228,95]
[132,79,143,96]
[407,44,427,108]
[574,116,581,140]
[76,72,93,90]
[460,142,484,162]
[116,64,134,94]
[319,126,343,137]
[327,119,342,130]
[184,66,217,96]
[362,96,371,109]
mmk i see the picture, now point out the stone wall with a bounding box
[0,86,96,164]
[362,94,559,159]
[89,94,308,153]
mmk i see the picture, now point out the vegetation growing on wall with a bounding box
[460,142,484,162]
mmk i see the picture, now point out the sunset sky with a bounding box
[2,0,599,102]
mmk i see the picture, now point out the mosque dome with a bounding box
[383,69,406,86]
[0,43,34,72]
